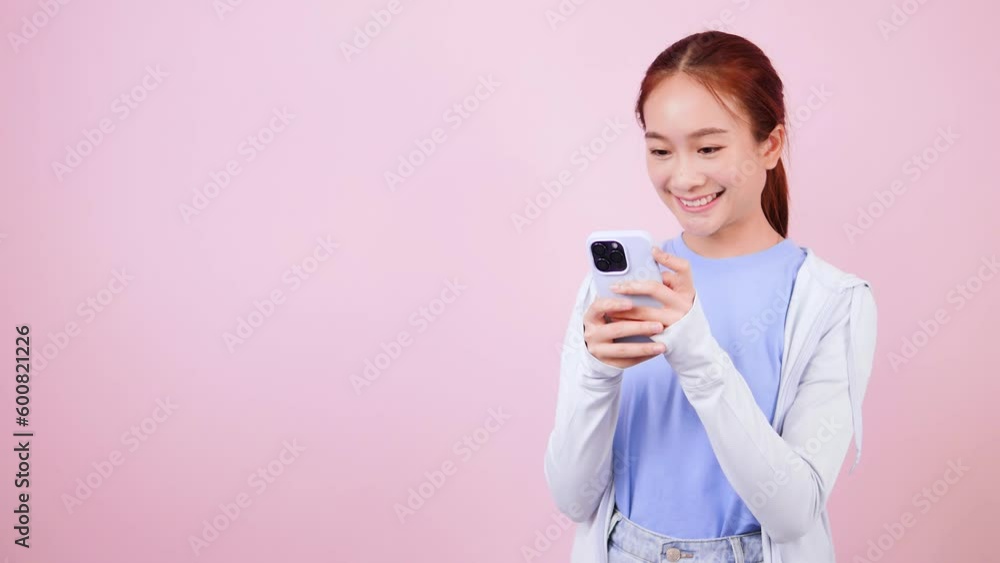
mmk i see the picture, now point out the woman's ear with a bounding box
[759,123,786,170]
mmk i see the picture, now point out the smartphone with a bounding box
[586,230,664,344]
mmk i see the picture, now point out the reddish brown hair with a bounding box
[635,31,790,237]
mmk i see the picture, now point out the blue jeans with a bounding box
[607,505,764,563]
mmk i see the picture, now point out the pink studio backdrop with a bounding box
[1,1,997,562]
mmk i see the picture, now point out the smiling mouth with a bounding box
[675,188,725,209]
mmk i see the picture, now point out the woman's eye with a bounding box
[649,149,670,157]
[699,146,723,155]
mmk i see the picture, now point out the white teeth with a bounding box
[679,192,720,207]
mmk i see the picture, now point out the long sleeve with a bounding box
[648,284,877,544]
[543,273,628,523]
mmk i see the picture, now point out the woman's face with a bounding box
[642,73,783,238]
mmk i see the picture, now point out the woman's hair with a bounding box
[635,31,790,237]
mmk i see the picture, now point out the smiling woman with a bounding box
[543,30,878,563]
[637,54,789,258]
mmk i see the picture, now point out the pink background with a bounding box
[2,1,997,561]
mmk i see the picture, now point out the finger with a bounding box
[606,305,664,323]
[652,247,692,282]
[609,278,662,296]
[660,269,683,290]
[652,248,694,293]
[592,320,664,342]
[589,340,667,359]
[583,296,634,325]
[610,279,688,310]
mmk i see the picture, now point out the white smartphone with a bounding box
[586,230,665,343]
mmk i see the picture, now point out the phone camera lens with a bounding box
[592,240,627,272]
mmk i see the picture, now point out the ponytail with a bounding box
[762,157,789,238]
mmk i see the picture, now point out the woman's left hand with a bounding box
[606,246,696,329]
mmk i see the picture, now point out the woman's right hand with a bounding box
[582,297,667,369]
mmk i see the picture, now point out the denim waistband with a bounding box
[607,506,763,563]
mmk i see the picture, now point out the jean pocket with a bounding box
[608,542,652,563]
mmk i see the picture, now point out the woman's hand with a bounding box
[606,246,696,329]
[582,297,667,369]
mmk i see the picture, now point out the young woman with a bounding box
[543,31,878,563]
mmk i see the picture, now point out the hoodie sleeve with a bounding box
[543,272,628,523]
[648,283,877,544]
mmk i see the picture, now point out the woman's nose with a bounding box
[670,158,705,192]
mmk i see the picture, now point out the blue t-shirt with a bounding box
[612,232,807,538]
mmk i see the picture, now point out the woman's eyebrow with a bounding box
[645,127,729,140]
